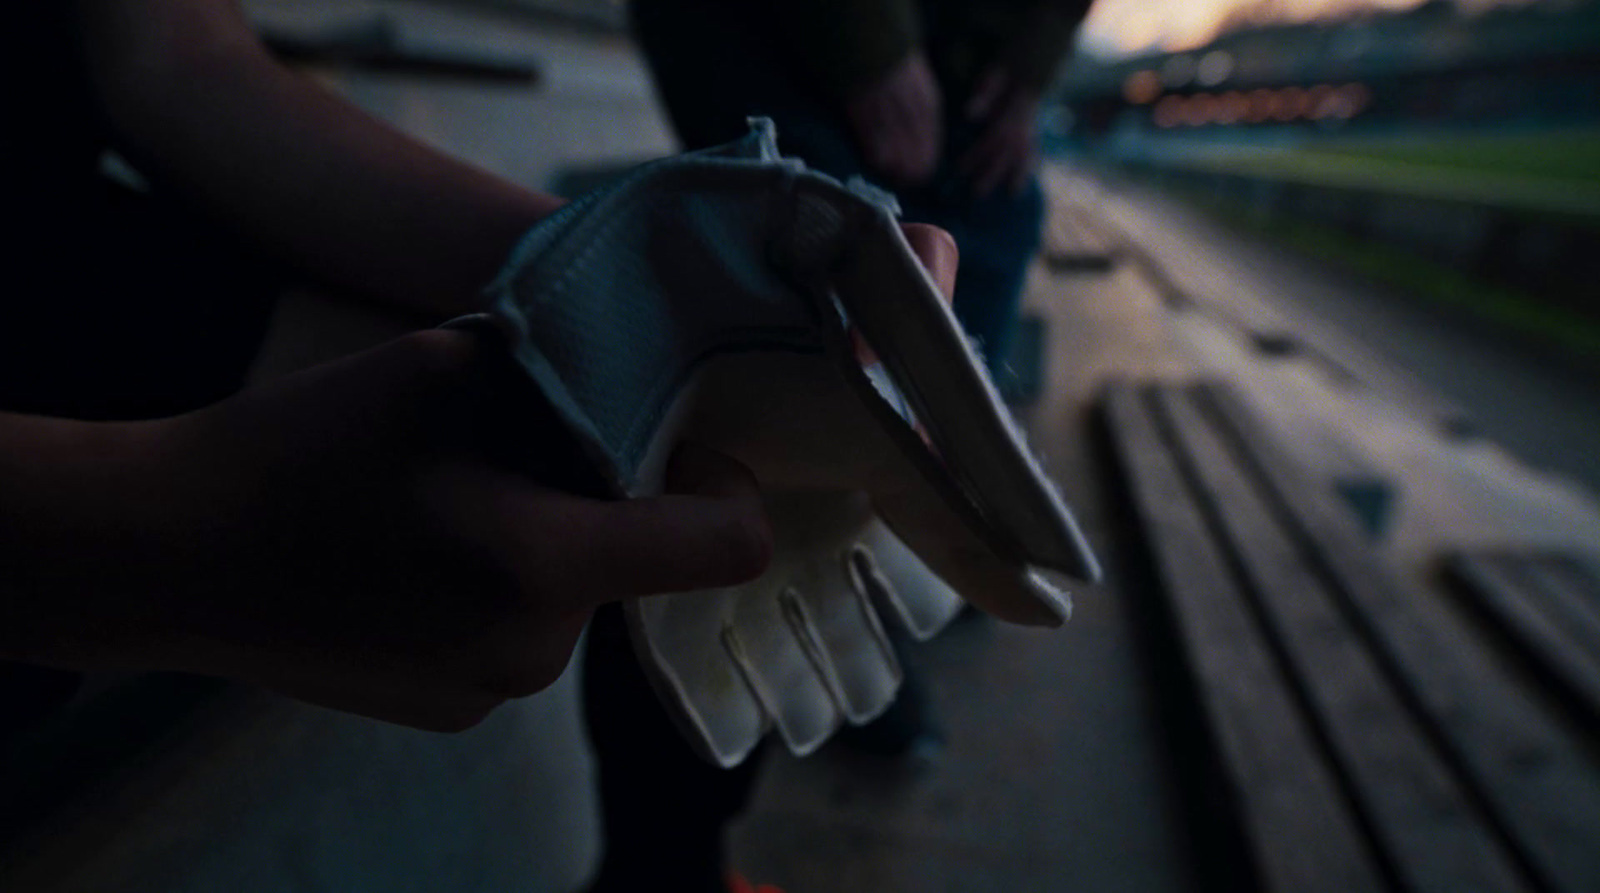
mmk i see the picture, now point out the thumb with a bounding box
[227,328,489,454]
[518,444,772,605]
[901,223,959,302]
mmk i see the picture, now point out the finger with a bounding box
[965,68,1008,121]
[289,683,504,733]
[904,84,943,183]
[960,135,1005,199]
[579,491,772,599]
[249,328,486,445]
[257,662,506,732]
[883,113,925,185]
[975,153,1012,199]
[971,126,1030,199]
[904,122,940,183]
[470,608,592,698]
[873,94,935,186]
[864,87,915,183]
[662,441,764,500]
[879,132,913,184]
[901,223,958,301]
[498,445,772,603]
[975,144,1015,199]
[881,134,918,185]
[852,106,901,179]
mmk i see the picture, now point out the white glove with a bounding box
[471,119,1098,765]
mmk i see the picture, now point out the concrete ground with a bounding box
[722,161,1600,892]
[5,3,1596,891]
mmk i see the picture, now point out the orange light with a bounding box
[1186,93,1219,126]
[1345,83,1372,112]
[1152,94,1183,128]
[1245,88,1274,123]
[1306,84,1335,119]
[1326,83,1371,119]
[1216,91,1248,125]
[1270,87,1307,121]
[1123,70,1163,105]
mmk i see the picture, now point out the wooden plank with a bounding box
[1448,554,1600,731]
[1155,387,1527,893]
[261,30,541,85]
[1520,555,1600,659]
[1101,383,1386,893]
[1044,206,1115,273]
[1200,382,1600,893]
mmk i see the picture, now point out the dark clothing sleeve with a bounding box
[1003,0,1096,93]
[771,0,922,97]
[767,0,1093,102]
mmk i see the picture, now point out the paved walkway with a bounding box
[726,164,1600,891]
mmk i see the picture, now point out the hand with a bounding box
[844,51,943,187]
[902,222,958,299]
[625,223,968,763]
[78,330,772,731]
[959,65,1042,198]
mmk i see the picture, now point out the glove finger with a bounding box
[821,204,1098,580]
[854,520,966,641]
[742,489,901,747]
[724,581,843,756]
[759,491,899,724]
[782,553,902,724]
[627,589,769,768]
[875,485,1072,627]
[777,583,899,726]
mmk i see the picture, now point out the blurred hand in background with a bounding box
[845,50,944,187]
[961,62,1043,198]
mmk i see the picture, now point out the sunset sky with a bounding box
[1077,0,1535,56]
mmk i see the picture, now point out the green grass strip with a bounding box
[1313,128,1600,185]
[1168,147,1600,220]
[1178,190,1600,363]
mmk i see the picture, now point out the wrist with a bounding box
[0,413,197,668]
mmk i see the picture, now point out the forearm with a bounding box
[0,413,177,668]
[77,0,564,321]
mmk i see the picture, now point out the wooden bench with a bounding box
[1100,379,1600,893]
[261,19,542,85]
[1043,204,1117,273]
[1445,550,1600,732]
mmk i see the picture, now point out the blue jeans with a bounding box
[630,0,1044,370]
